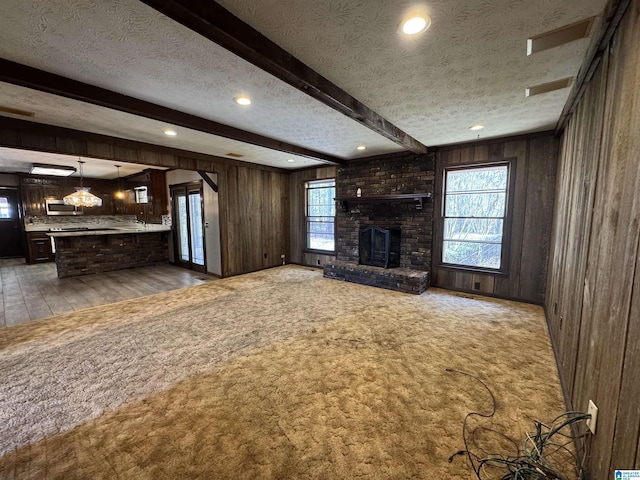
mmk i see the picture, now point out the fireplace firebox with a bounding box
[359,226,401,269]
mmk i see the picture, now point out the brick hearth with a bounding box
[323,153,435,293]
[323,260,430,294]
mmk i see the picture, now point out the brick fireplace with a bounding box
[323,153,435,294]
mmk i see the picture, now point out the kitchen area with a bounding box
[0,150,222,327]
[1,147,222,275]
[20,166,171,277]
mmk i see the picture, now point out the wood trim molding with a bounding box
[435,130,557,151]
[139,0,428,154]
[0,58,345,166]
[556,0,631,132]
[197,171,219,193]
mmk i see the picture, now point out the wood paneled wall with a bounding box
[220,164,289,276]
[546,0,640,476]
[0,118,290,278]
[289,166,337,267]
[433,133,558,304]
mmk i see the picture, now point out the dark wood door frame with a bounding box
[170,181,206,273]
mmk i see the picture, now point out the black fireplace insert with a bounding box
[359,226,401,268]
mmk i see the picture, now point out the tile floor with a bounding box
[0,258,217,327]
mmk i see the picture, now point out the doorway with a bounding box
[170,181,206,273]
[0,188,24,258]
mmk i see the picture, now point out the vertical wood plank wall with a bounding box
[433,133,558,304]
[0,118,290,278]
[546,0,640,476]
[217,164,290,276]
[289,166,337,267]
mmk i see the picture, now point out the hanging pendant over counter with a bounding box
[63,159,102,208]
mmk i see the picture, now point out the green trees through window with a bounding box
[443,164,509,269]
[306,179,335,252]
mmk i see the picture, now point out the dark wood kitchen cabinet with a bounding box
[21,177,65,216]
[26,232,55,264]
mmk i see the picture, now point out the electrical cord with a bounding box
[445,369,591,480]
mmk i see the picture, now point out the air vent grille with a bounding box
[527,17,595,55]
[0,105,35,117]
[526,78,573,97]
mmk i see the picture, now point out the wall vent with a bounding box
[527,17,595,55]
[526,77,573,97]
[0,105,35,117]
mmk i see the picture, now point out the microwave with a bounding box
[45,199,83,216]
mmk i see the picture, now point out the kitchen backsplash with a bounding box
[26,215,139,226]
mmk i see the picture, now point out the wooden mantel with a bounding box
[335,193,432,211]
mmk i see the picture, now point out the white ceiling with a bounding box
[0,0,608,176]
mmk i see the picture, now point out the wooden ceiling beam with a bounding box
[139,0,429,154]
[0,58,346,166]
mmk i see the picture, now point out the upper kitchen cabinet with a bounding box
[21,176,65,216]
[121,169,167,222]
[21,175,117,217]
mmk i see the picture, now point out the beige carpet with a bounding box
[0,265,567,479]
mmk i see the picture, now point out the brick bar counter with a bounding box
[49,226,171,278]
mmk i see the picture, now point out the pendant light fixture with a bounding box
[114,165,125,200]
[63,160,103,208]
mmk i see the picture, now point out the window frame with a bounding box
[0,195,11,219]
[438,160,515,275]
[304,178,336,254]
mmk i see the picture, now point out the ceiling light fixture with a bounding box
[401,16,431,35]
[63,160,102,208]
[235,95,252,105]
[164,129,177,136]
[114,165,125,200]
[469,124,485,131]
[29,163,76,177]
[287,158,295,163]
[357,145,367,151]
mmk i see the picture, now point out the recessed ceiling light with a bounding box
[357,145,367,151]
[469,124,485,131]
[164,129,177,136]
[235,96,252,105]
[400,15,431,35]
[287,158,295,163]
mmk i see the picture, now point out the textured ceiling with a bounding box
[0,82,328,170]
[0,0,608,172]
[216,0,607,146]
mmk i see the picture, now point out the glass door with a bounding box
[171,182,205,272]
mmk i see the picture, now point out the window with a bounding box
[442,164,509,270]
[0,197,10,219]
[306,179,335,252]
[134,186,148,204]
